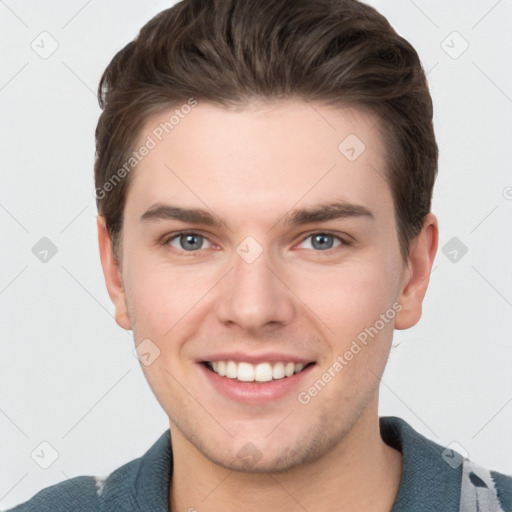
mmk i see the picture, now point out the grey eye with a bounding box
[299,233,342,251]
[311,234,334,250]
[169,233,211,251]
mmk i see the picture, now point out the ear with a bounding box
[97,215,131,330]
[395,213,438,330]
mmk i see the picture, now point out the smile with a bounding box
[205,360,311,382]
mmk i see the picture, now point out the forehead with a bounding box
[124,100,392,226]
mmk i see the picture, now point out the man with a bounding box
[8,0,511,510]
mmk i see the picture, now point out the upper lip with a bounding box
[199,352,315,365]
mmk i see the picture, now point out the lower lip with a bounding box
[199,363,315,404]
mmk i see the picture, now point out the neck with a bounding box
[169,402,402,512]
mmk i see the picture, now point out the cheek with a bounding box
[293,258,398,341]
[123,257,215,339]
[294,262,397,401]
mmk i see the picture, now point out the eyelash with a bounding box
[160,230,351,256]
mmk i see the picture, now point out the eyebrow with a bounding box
[285,201,374,225]
[140,204,224,227]
[140,201,374,227]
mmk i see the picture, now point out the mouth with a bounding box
[199,355,317,404]
[202,360,315,383]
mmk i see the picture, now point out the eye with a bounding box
[297,232,346,251]
[165,232,213,252]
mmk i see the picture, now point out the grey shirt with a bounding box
[5,416,511,511]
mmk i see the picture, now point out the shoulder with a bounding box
[4,430,172,512]
[3,475,101,511]
[4,451,145,511]
[380,416,512,512]
[5,460,141,511]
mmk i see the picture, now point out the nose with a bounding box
[214,244,295,333]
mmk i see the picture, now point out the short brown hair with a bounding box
[95,0,438,260]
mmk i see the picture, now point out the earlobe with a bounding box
[395,213,438,330]
[97,216,132,330]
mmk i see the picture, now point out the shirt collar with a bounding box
[381,416,462,512]
[129,416,462,511]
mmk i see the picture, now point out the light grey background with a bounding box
[1,0,511,508]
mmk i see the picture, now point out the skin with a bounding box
[98,99,438,511]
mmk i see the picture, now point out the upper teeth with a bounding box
[210,361,306,382]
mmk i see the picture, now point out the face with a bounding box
[99,99,436,472]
